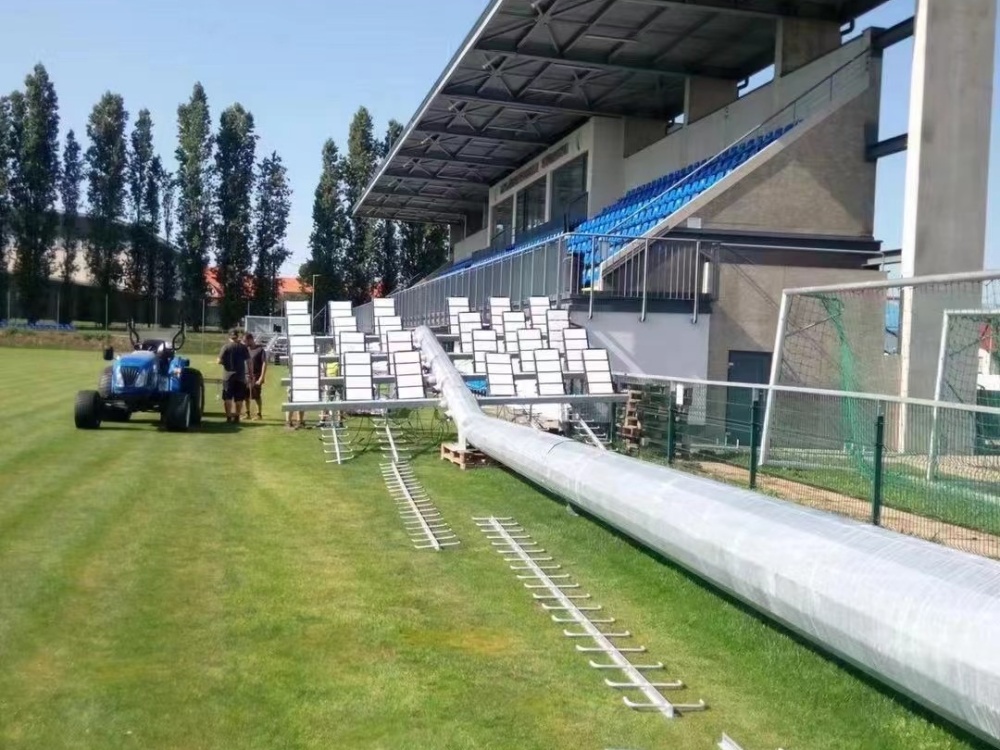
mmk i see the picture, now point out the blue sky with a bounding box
[1,0,997,274]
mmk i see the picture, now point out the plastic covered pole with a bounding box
[415,325,1000,747]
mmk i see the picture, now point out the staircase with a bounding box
[266,334,288,364]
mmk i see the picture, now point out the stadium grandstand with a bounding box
[353,0,993,401]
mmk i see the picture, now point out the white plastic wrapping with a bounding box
[416,327,1000,746]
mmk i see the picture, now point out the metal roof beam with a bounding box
[474,39,734,79]
[622,0,842,22]
[382,170,492,188]
[440,89,670,120]
[395,148,520,169]
[413,123,550,146]
[366,188,486,209]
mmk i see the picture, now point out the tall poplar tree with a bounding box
[158,169,178,321]
[304,139,349,308]
[8,65,61,322]
[213,103,256,328]
[125,108,155,300]
[58,129,83,322]
[251,151,291,315]
[376,119,404,295]
[0,96,13,311]
[343,106,378,304]
[175,83,213,325]
[84,92,129,302]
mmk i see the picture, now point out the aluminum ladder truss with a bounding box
[380,461,459,551]
[320,416,354,464]
[476,516,704,719]
[374,413,413,464]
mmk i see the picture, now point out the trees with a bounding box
[399,221,449,287]
[58,129,83,323]
[376,119,404,295]
[175,83,213,325]
[306,139,349,310]
[213,103,256,328]
[343,107,379,304]
[124,108,155,305]
[8,65,61,322]
[0,96,12,312]
[251,152,291,315]
[157,169,178,322]
[84,92,129,304]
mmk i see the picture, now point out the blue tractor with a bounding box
[74,321,205,431]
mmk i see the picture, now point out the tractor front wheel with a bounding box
[164,392,192,432]
[74,390,103,430]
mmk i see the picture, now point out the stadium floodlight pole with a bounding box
[757,290,790,466]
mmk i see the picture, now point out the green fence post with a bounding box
[749,390,761,490]
[666,392,677,465]
[871,413,885,526]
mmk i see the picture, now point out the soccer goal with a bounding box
[759,270,1000,473]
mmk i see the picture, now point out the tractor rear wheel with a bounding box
[74,390,103,429]
[164,392,192,432]
[181,368,205,426]
[98,366,113,399]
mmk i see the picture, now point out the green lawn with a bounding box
[0,348,988,749]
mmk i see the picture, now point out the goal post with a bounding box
[926,309,1000,479]
[760,269,1000,469]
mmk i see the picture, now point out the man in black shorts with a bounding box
[243,332,267,420]
[218,329,251,423]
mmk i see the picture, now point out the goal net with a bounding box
[761,273,1000,487]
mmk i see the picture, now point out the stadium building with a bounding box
[354,0,994,395]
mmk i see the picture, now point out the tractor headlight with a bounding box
[114,368,124,388]
[134,369,149,388]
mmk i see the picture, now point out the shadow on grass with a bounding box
[499,465,995,750]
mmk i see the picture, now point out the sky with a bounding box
[1,0,998,274]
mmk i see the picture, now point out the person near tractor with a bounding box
[218,329,251,423]
[244,332,267,421]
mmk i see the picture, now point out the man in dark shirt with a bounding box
[218,329,251,423]
[243,332,267,421]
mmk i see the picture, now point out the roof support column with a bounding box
[775,17,841,77]
[898,0,996,451]
[683,76,738,124]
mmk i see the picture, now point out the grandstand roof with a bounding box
[355,0,887,224]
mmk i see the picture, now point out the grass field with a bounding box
[0,348,989,749]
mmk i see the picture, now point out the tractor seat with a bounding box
[140,340,174,376]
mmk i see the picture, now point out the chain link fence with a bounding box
[615,374,1000,561]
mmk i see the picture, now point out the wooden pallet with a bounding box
[440,442,494,470]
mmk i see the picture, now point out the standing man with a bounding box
[218,329,251,424]
[244,332,267,421]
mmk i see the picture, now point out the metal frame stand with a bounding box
[381,461,459,551]
[475,516,705,719]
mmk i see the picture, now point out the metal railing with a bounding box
[353,234,716,331]
[615,373,1000,561]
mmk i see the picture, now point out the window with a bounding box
[516,177,547,236]
[492,197,513,248]
[550,154,588,226]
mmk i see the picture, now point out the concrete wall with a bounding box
[694,86,880,237]
[453,228,490,262]
[587,118,626,217]
[622,33,873,191]
[570,307,710,378]
[705,263,883,384]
